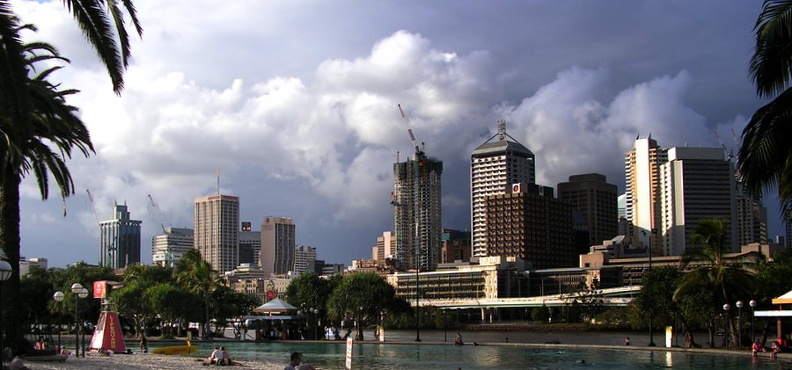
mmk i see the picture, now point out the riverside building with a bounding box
[194,194,240,274]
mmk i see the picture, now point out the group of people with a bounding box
[752,335,788,359]
[203,346,235,366]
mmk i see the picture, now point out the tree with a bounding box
[174,249,220,339]
[327,272,400,341]
[739,0,792,221]
[675,218,758,348]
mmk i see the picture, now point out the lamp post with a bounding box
[313,308,320,341]
[723,303,731,349]
[735,300,743,349]
[71,283,88,357]
[53,291,64,353]
[749,299,757,343]
[643,229,657,347]
[0,260,12,357]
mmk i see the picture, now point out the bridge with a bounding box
[418,285,641,309]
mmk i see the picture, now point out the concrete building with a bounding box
[260,216,296,277]
[484,183,576,269]
[151,227,194,268]
[99,202,141,269]
[735,185,768,248]
[393,151,443,271]
[557,173,618,248]
[239,222,261,266]
[441,228,471,263]
[19,257,47,277]
[194,194,240,274]
[372,231,396,264]
[471,120,535,258]
[659,147,736,255]
[624,136,666,252]
[294,245,317,275]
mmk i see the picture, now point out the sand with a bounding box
[20,352,284,370]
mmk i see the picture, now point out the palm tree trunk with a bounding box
[0,174,22,352]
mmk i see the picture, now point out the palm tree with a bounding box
[175,249,220,339]
[0,35,94,351]
[739,0,792,221]
[674,218,757,348]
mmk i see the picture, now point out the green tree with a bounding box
[211,286,261,339]
[111,281,152,338]
[174,249,220,339]
[739,0,792,221]
[675,218,758,348]
[146,283,201,338]
[327,272,400,341]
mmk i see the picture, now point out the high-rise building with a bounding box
[471,120,535,258]
[194,195,240,274]
[99,202,141,269]
[485,183,575,269]
[260,216,296,277]
[659,147,736,255]
[557,173,618,247]
[151,227,194,268]
[624,136,666,251]
[294,245,317,275]
[393,150,443,271]
[373,231,396,263]
[239,221,261,267]
[735,182,768,248]
[440,228,471,263]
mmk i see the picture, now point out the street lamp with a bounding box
[71,283,88,357]
[53,291,65,352]
[735,300,743,349]
[642,229,657,347]
[749,299,757,342]
[0,260,12,357]
[723,303,731,349]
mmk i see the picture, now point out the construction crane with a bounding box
[398,104,425,158]
[86,189,101,224]
[87,189,117,266]
[147,194,171,234]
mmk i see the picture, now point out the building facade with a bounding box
[260,216,296,277]
[194,195,240,274]
[393,153,443,271]
[624,136,666,251]
[99,203,142,269]
[294,245,317,275]
[659,147,737,255]
[151,227,194,268]
[557,173,618,248]
[239,223,261,267]
[484,184,575,269]
[441,228,471,263]
[471,120,535,258]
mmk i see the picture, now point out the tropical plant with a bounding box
[739,0,792,221]
[174,249,221,339]
[674,218,758,348]
[327,272,401,341]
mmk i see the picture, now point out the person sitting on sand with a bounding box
[284,352,316,370]
[752,340,765,357]
[219,346,231,366]
[203,346,220,366]
[454,332,464,346]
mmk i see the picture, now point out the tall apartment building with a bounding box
[393,151,443,271]
[471,120,535,258]
[372,231,396,263]
[260,216,296,277]
[239,221,261,266]
[485,183,575,269]
[99,202,141,269]
[151,227,194,268]
[735,184,768,247]
[624,136,667,252]
[659,147,737,255]
[194,195,240,274]
[557,173,618,247]
[294,245,317,275]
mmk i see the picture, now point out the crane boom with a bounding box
[398,104,424,157]
[86,189,100,224]
[147,194,170,234]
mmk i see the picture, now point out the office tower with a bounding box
[485,183,574,269]
[735,183,768,248]
[99,202,142,269]
[239,221,261,266]
[558,173,618,247]
[194,195,240,274]
[373,231,396,263]
[393,150,443,271]
[294,245,317,275]
[151,227,194,268]
[260,216,296,277]
[659,147,736,255]
[440,228,471,263]
[624,136,667,251]
[471,120,535,258]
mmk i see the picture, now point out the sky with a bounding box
[10,1,779,268]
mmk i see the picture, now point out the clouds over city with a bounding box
[11,1,765,266]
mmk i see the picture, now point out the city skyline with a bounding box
[11,1,783,267]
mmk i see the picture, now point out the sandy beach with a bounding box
[20,352,284,370]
